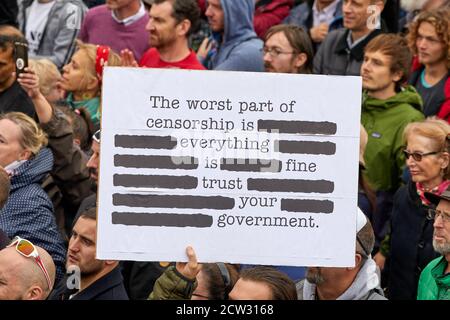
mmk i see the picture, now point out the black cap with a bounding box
[424,190,450,206]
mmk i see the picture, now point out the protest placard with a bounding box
[97,67,361,267]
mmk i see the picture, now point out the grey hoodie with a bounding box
[209,0,264,72]
[297,258,387,300]
[18,0,87,68]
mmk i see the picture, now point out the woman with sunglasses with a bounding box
[374,118,450,300]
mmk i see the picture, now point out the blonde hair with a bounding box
[75,41,122,93]
[403,117,450,179]
[29,59,61,97]
[0,112,48,156]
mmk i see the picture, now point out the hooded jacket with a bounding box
[417,256,450,300]
[207,0,264,72]
[18,0,87,68]
[0,148,67,283]
[297,258,387,300]
[361,86,424,192]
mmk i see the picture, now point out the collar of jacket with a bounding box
[334,27,383,62]
[71,266,124,300]
[431,256,450,289]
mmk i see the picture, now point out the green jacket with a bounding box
[148,266,197,300]
[361,86,424,191]
[417,256,450,300]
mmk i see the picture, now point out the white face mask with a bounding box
[4,160,27,176]
[400,0,429,11]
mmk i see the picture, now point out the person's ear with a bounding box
[294,53,307,70]
[348,253,363,270]
[18,149,32,161]
[177,19,191,37]
[373,0,385,14]
[440,152,449,170]
[392,70,403,83]
[25,285,45,300]
[85,75,99,92]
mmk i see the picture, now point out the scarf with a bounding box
[416,180,450,206]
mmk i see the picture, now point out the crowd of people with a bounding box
[0,0,449,300]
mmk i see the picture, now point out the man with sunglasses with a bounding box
[417,191,450,299]
[296,208,386,300]
[0,237,56,300]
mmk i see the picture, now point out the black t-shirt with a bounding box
[0,0,18,27]
[0,81,36,118]
[413,71,448,117]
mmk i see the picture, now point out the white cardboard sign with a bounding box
[97,67,362,267]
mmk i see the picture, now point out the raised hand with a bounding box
[16,67,41,100]
[120,49,139,67]
[176,246,202,280]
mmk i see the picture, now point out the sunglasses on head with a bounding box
[7,236,52,290]
[402,149,440,161]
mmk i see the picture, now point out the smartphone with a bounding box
[14,41,28,78]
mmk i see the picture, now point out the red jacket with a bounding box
[254,0,294,39]
[410,56,450,122]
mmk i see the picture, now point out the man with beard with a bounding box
[263,24,314,74]
[122,0,204,69]
[418,191,450,300]
[296,208,386,300]
[49,207,128,300]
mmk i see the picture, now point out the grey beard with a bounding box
[433,239,450,255]
[306,268,325,285]
[400,0,429,11]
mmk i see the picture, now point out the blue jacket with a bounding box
[0,148,67,283]
[283,0,343,34]
[208,0,264,72]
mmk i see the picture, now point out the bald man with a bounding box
[0,244,56,300]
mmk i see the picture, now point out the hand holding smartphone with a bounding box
[14,41,28,79]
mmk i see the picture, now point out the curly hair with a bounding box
[407,9,450,69]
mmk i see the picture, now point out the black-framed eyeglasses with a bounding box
[403,149,440,161]
[427,208,450,222]
[261,46,296,58]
